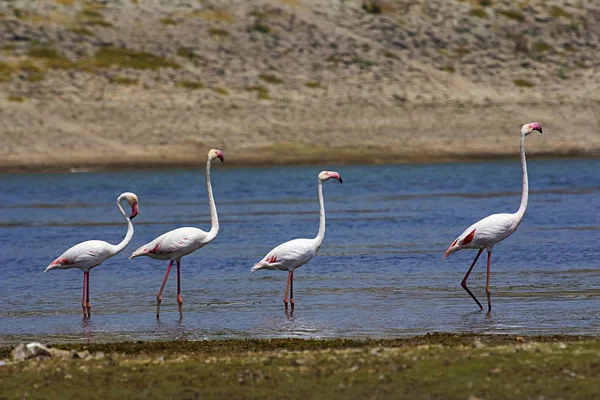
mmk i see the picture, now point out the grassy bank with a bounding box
[1,334,599,399]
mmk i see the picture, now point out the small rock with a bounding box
[472,340,485,349]
[12,343,52,361]
[64,374,73,380]
[0,360,6,367]
[48,348,73,359]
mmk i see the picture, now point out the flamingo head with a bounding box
[119,192,139,219]
[522,122,542,136]
[318,170,343,184]
[208,149,224,163]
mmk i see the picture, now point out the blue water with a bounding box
[0,160,599,345]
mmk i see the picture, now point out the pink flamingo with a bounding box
[251,170,343,311]
[443,122,542,313]
[45,192,139,318]
[130,149,223,320]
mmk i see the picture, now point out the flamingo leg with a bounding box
[156,260,174,320]
[81,272,88,318]
[177,260,183,321]
[283,271,292,311]
[290,271,295,310]
[86,272,91,317]
[486,250,492,313]
[461,249,484,310]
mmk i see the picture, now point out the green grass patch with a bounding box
[84,19,112,27]
[177,80,204,89]
[246,85,270,100]
[27,46,74,69]
[513,78,534,88]
[251,21,271,34]
[258,74,283,84]
[160,17,177,25]
[88,48,180,70]
[7,95,25,102]
[304,81,323,89]
[211,87,228,95]
[209,27,229,36]
[176,47,198,60]
[478,0,492,6]
[469,8,488,18]
[109,76,138,85]
[362,1,382,14]
[496,9,525,22]
[81,9,103,18]
[549,5,572,19]
[0,62,16,81]
[18,60,46,82]
[68,26,95,36]
[439,65,456,73]
[533,41,553,53]
[2,335,600,399]
[383,50,399,60]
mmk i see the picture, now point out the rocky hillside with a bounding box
[0,0,599,171]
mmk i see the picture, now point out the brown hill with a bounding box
[0,0,599,171]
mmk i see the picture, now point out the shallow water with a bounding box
[0,160,599,345]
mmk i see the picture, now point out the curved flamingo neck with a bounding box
[515,133,528,222]
[111,198,134,256]
[314,180,325,247]
[204,159,219,243]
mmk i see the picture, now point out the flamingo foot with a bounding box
[81,303,87,318]
[87,303,91,317]
[290,298,295,311]
[283,297,289,311]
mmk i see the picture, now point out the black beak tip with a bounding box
[339,177,343,184]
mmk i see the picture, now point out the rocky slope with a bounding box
[0,0,599,171]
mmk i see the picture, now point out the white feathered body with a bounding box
[444,213,520,258]
[251,238,320,272]
[130,227,212,261]
[45,240,115,272]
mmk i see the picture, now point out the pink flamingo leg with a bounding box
[177,260,183,321]
[81,272,88,318]
[461,249,484,310]
[283,271,292,311]
[156,260,174,320]
[486,250,492,313]
[86,272,91,317]
[289,271,295,310]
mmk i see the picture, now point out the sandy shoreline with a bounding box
[2,148,599,174]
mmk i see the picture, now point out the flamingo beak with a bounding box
[331,173,343,183]
[530,122,542,134]
[217,151,224,163]
[130,204,139,219]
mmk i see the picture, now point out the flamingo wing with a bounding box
[46,240,113,271]
[130,227,208,260]
[444,213,517,258]
[251,238,317,272]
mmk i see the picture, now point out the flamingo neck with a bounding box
[204,159,219,243]
[111,199,134,255]
[314,180,325,248]
[515,133,528,222]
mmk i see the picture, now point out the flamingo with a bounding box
[130,149,223,321]
[251,170,343,311]
[45,192,139,318]
[443,122,542,313]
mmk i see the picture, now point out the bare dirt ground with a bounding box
[0,0,599,171]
